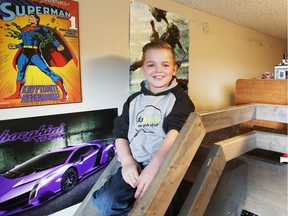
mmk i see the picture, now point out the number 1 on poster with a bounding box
[69,16,77,30]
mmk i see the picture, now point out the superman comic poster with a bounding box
[0,0,81,108]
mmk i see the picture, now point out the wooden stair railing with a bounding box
[179,104,287,216]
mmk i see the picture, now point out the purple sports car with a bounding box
[0,139,116,215]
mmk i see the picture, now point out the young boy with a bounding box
[93,41,195,215]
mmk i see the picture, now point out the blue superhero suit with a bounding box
[15,25,62,83]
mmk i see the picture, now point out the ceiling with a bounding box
[172,0,287,42]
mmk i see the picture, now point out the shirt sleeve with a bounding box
[163,87,195,133]
[112,99,130,139]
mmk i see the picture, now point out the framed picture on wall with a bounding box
[0,0,81,108]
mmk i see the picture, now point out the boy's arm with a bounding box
[134,129,179,198]
[115,138,141,188]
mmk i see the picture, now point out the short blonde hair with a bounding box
[141,41,176,64]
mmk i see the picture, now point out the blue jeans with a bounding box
[92,167,181,216]
[92,167,136,216]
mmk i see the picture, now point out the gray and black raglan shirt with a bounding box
[113,77,195,165]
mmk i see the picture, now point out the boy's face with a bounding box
[142,48,177,94]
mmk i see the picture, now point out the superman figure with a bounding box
[6,12,78,102]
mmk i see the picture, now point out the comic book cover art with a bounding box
[130,1,189,94]
[0,0,81,108]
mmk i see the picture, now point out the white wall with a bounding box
[0,0,286,120]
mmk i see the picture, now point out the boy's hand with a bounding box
[133,129,179,198]
[121,159,141,188]
[134,164,158,198]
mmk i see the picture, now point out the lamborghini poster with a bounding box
[0,108,117,215]
[0,0,81,108]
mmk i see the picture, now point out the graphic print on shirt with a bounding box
[135,105,162,133]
